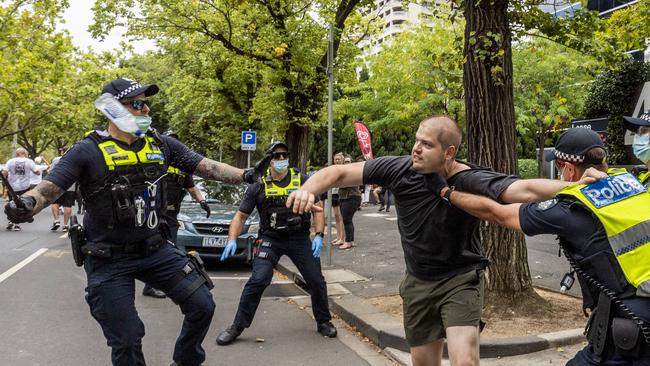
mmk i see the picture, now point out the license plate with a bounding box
[202,237,228,247]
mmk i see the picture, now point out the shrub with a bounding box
[518,159,538,179]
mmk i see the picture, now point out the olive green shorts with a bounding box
[399,269,484,347]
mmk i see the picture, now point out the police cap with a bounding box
[102,77,159,101]
[623,110,650,133]
[266,141,289,154]
[545,128,606,164]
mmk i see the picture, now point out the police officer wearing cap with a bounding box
[216,141,337,345]
[4,77,261,366]
[141,130,212,299]
[624,112,650,187]
[436,128,650,365]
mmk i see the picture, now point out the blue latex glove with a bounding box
[311,235,323,258]
[221,239,237,261]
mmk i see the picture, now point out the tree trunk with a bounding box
[463,0,534,297]
[285,124,309,172]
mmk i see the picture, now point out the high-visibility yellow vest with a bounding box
[96,136,165,170]
[558,172,650,297]
[638,171,650,187]
[263,168,301,197]
[167,166,185,178]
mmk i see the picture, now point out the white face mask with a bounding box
[134,115,152,133]
[273,159,289,173]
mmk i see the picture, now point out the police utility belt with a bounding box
[69,216,166,267]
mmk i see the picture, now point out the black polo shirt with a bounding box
[363,155,518,280]
[45,130,203,244]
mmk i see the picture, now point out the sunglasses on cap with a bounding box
[121,99,150,111]
[272,152,289,159]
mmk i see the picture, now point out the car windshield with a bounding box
[184,180,247,205]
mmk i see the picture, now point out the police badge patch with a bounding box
[536,199,558,211]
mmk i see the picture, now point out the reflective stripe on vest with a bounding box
[263,168,301,196]
[98,136,165,170]
[558,172,650,297]
[167,166,185,178]
[638,171,650,187]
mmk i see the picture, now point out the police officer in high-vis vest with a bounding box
[141,131,211,299]
[624,111,650,188]
[4,77,261,366]
[432,128,650,365]
[216,142,337,345]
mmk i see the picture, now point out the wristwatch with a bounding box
[441,186,454,204]
[315,232,324,238]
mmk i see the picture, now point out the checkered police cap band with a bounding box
[554,150,584,163]
[113,83,143,100]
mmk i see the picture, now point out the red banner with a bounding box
[354,121,373,160]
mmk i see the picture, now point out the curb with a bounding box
[276,259,585,360]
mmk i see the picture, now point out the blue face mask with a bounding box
[633,134,650,164]
[273,159,289,173]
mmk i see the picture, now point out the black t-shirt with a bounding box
[363,156,517,280]
[520,199,650,320]
[45,130,204,244]
[239,171,313,243]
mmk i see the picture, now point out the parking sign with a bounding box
[241,131,256,151]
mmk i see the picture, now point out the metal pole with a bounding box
[247,150,251,169]
[326,25,334,267]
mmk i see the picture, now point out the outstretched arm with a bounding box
[287,162,365,214]
[194,158,245,184]
[25,181,64,214]
[443,187,523,231]
[499,168,607,203]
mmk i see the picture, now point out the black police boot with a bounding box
[317,321,337,338]
[216,324,244,345]
[142,284,166,299]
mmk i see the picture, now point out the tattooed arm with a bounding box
[25,181,64,214]
[194,158,245,184]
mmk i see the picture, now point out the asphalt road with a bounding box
[0,205,393,366]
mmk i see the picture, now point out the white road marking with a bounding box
[59,234,67,239]
[0,248,48,284]
[385,217,397,221]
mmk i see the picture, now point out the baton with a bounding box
[0,173,25,209]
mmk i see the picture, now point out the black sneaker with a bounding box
[317,321,337,338]
[378,206,385,212]
[51,222,60,231]
[12,224,21,231]
[216,324,244,345]
[142,285,166,299]
[61,225,69,232]
[6,223,14,231]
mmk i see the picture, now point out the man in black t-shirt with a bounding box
[215,142,337,346]
[443,128,649,365]
[4,77,261,366]
[287,116,600,366]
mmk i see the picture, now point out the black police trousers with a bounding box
[84,242,215,366]
[233,235,332,328]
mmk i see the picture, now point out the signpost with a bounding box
[241,130,256,168]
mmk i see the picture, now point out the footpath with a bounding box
[276,205,586,365]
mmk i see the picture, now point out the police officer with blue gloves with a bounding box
[4,77,261,366]
[141,130,211,299]
[216,141,337,345]
[438,128,650,365]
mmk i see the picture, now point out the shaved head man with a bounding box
[286,115,602,366]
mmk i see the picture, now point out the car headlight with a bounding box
[248,224,259,234]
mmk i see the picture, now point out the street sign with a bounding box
[241,131,256,151]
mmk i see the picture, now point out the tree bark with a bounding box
[285,124,309,172]
[463,0,534,297]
